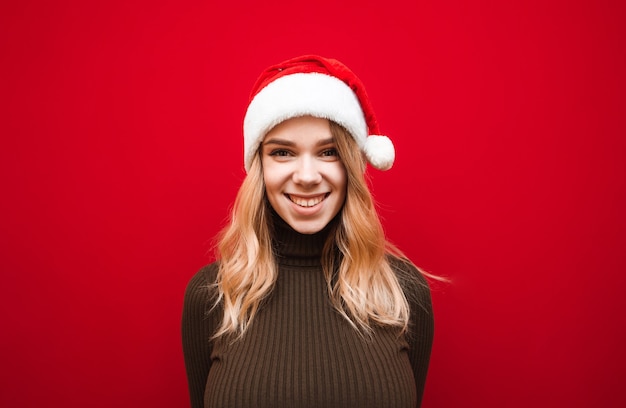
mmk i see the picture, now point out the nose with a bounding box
[292,155,322,186]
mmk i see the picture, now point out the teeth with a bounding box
[289,194,325,207]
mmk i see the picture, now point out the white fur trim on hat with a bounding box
[243,73,368,172]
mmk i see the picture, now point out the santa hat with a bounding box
[243,55,395,172]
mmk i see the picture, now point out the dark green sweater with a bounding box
[182,220,434,408]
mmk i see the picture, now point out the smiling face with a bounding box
[261,116,347,234]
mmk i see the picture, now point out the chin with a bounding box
[289,220,329,235]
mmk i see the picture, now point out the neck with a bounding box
[270,210,337,266]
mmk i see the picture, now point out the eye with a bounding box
[321,148,339,157]
[269,149,292,157]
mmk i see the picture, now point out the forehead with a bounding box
[263,116,333,146]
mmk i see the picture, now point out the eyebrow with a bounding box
[263,137,335,147]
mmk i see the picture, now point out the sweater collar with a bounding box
[271,210,337,267]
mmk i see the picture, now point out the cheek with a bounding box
[334,164,348,192]
[327,164,348,206]
[340,169,349,204]
[262,164,283,194]
[261,159,273,185]
[263,176,275,196]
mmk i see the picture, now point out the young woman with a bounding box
[182,55,434,408]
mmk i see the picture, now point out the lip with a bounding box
[285,193,329,211]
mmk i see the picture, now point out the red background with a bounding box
[1,0,625,407]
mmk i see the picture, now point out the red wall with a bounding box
[1,1,625,407]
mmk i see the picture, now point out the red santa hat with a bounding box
[243,55,395,172]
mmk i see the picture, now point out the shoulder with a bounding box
[184,262,220,305]
[387,256,433,326]
[187,262,219,287]
[388,256,431,302]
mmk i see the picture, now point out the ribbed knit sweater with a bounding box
[182,219,434,408]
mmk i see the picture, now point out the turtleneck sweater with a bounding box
[182,219,434,408]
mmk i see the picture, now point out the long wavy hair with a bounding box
[213,120,413,339]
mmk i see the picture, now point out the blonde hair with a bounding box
[213,120,412,339]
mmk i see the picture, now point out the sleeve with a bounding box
[181,264,219,408]
[394,259,435,408]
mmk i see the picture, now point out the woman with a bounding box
[182,55,434,408]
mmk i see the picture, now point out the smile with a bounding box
[287,194,328,208]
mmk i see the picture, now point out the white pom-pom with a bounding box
[363,135,395,170]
